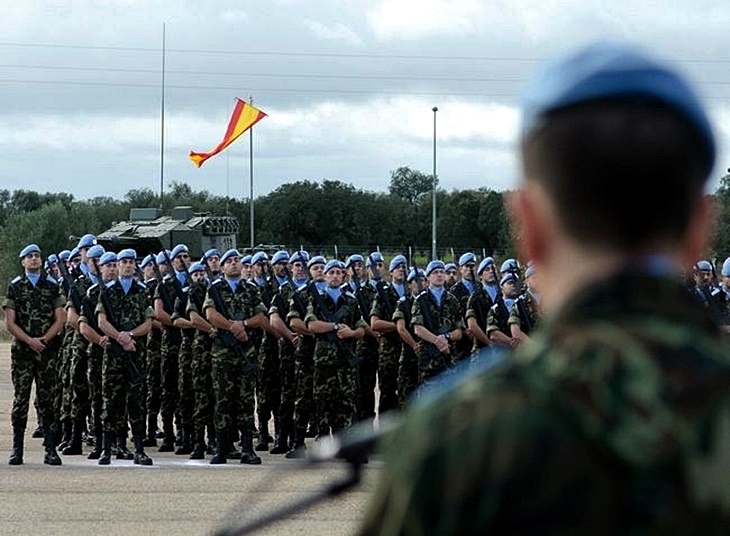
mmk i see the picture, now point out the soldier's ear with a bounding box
[507,183,551,265]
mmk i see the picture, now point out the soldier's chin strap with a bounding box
[211,413,401,536]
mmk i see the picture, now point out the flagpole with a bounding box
[159,22,166,208]
[249,94,255,249]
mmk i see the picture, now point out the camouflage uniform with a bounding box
[79,282,105,456]
[371,283,402,415]
[305,286,367,435]
[144,277,162,445]
[285,285,317,452]
[447,278,475,363]
[96,279,154,452]
[359,272,730,535]
[4,273,65,451]
[393,295,418,407]
[464,284,496,353]
[508,290,541,336]
[203,278,266,459]
[410,288,464,385]
[354,281,378,423]
[188,279,215,456]
[171,285,197,454]
[486,298,514,340]
[155,275,183,450]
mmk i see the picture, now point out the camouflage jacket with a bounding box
[411,288,464,338]
[3,273,65,338]
[359,271,730,535]
[371,282,402,342]
[508,290,541,335]
[304,287,368,349]
[203,278,266,327]
[95,279,154,332]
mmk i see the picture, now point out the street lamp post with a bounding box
[431,106,438,260]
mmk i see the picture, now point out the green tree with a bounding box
[388,167,435,205]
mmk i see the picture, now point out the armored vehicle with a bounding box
[96,206,239,258]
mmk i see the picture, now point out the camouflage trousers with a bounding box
[56,328,75,422]
[397,344,419,408]
[69,333,90,422]
[87,343,104,432]
[211,342,257,433]
[292,338,315,438]
[159,328,181,421]
[256,332,281,432]
[377,334,402,416]
[101,342,145,437]
[11,340,60,433]
[145,329,162,418]
[313,342,357,434]
[191,333,214,431]
[355,335,379,422]
[278,339,296,427]
[177,329,196,428]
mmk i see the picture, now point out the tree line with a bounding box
[2,166,730,290]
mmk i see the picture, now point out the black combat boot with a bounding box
[284,426,307,459]
[270,417,290,454]
[174,425,192,455]
[57,419,72,450]
[116,435,134,460]
[158,417,175,452]
[8,428,24,465]
[254,416,270,451]
[209,429,228,465]
[143,414,157,447]
[43,430,62,466]
[62,419,84,455]
[98,432,114,465]
[189,428,205,460]
[240,431,262,465]
[31,425,44,438]
[133,436,153,466]
[87,427,103,460]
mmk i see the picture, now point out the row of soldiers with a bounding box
[4,235,543,465]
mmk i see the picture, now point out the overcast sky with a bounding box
[3,1,730,202]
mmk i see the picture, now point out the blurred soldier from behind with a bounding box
[360,41,730,534]
[4,244,66,466]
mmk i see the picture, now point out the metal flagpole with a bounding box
[431,106,438,260]
[159,23,166,208]
[249,95,255,249]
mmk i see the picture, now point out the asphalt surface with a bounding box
[0,342,381,536]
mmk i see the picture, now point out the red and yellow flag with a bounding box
[189,98,267,168]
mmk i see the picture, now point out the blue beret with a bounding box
[307,255,326,268]
[477,257,495,275]
[69,247,81,260]
[46,254,59,265]
[500,258,519,274]
[696,260,713,272]
[139,254,154,269]
[520,40,715,179]
[117,248,136,261]
[86,244,105,260]
[171,244,189,259]
[76,233,97,248]
[59,249,71,262]
[204,248,221,260]
[251,251,268,265]
[345,254,364,268]
[389,254,407,272]
[366,252,385,267]
[324,259,345,274]
[458,252,476,266]
[444,263,457,272]
[99,252,118,266]
[271,250,290,265]
[156,250,171,265]
[500,272,518,286]
[407,268,426,283]
[290,250,309,264]
[189,261,205,274]
[240,254,252,265]
[221,249,241,265]
[19,244,40,258]
[722,258,730,277]
[425,260,446,276]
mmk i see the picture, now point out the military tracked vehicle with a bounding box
[96,206,239,258]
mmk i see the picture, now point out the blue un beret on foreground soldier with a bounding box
[359,40,730,534]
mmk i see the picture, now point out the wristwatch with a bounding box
[332,322,340,331]
[444,332,451,341]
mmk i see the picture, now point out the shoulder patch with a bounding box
[46,275,59,285]
[136,280,147,289]
[11,276,22,284]
[211,278,224,287]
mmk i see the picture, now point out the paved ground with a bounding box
[0,341,381,536]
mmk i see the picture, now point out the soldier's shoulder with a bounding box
[210,278,224,287]
[45,275,59,285]
[10,275,22,285]
[136,280,147,290]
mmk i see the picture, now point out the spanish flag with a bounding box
[189,98,267,168]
